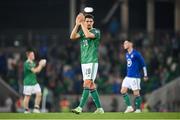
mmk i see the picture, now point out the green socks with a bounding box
[79,89,102,109]
[90,89,102,108]
[123,93,131,106]
[79,89,90,108]
[135,96,142,109]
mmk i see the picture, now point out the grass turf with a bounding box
[0,112,179,119]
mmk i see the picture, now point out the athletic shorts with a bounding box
[81,63,98,82]
[23,83,41,95]
[122,77,141,90]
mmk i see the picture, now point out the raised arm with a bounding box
[70,14,82,40]
[70,24,80,40]
[31,59,46,73]
[75,13,95,39]
[31,65,43,73]
[80,21,95,39]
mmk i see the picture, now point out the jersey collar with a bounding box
[128,48,133,54]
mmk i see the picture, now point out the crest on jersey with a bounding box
[95,30,98,33]
[127,58,132,67]
[131,54,134,58]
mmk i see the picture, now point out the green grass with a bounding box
[0,112,179,119]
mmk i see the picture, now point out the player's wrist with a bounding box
[39,59,46,68]
[80,21,85,25]
[75,23,80,26]
[38,64,43,69]
[143,67,147,76]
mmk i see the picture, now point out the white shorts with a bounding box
[81,63,98,82]
[23,83,41,95]
[122,77,141,90]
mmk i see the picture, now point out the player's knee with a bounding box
[133,90,140,96]
[134,93,140,96]
[36,92,42,97]
[24,95,30,102]
[90,82,96,90]
[121,90,126,94]
[24,95,31,99]
[83,80,92,89]
[120,88,127,94]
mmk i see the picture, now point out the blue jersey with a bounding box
[126,49,146,78]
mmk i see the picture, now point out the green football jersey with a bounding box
[23,60,37,85]
[79,28,100,64]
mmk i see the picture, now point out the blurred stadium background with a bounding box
[0,0,180,113]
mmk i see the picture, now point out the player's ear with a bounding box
[92,21,94,25]
[131,42,133,46]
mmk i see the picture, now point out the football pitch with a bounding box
[0,112,180,120]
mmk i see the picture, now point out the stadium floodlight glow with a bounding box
[84,7,94,13]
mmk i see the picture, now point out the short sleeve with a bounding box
[78,29,83,37]
[25,62,34,71]
[91,29,100,39]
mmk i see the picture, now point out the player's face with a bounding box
[123,41,130,50]
[28,52,35,60]
[85,18,94,29]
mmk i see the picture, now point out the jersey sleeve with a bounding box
[136,52,146,68]
[25,62,34,71]
[136,52,148,76]
[91,29,100,40]
[78,29,83,38]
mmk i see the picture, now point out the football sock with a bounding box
[135,96,142,109]
[122,93,131,106]
[79,88,90,108]
[34,105,40,109]
[25,108,29,111]
[90,89,102,108]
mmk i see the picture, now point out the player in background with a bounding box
[70,13,104,114]
[23,50,46,113]
[121,40,148,113]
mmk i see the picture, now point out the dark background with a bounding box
[0,0,174,30]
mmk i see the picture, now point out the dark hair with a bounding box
[26,48,34,56]
[122,39,132,44]
[126,39,132,43]
[85,14,94,20]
